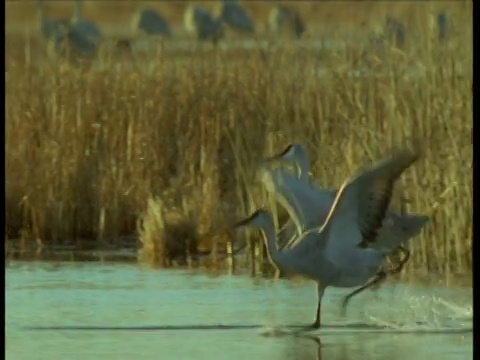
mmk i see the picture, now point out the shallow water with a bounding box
[6,261,472,360]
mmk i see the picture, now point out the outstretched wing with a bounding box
[317,148,421,267]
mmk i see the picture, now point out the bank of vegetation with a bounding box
[5,2,471,281]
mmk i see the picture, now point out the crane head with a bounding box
[263,143,304,164]
[233,209,272,230]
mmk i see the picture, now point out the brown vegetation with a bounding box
[5,2,471,280]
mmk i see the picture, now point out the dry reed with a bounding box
[5,2,472,280]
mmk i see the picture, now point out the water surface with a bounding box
[6,261,472,360]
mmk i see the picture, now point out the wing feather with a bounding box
[315,148,421,265]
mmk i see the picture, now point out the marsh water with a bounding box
[6,261,472,360]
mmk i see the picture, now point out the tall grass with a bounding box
[5,3,471,280]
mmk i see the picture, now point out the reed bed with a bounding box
[5,2,471,281]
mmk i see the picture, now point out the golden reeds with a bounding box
[5,2,472,279]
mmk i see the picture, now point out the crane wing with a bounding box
[315,148,421,267]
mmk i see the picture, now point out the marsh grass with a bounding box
[5,2,472,279]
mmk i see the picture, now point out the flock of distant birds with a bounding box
[35,0,449,61]
[36,0,304,60]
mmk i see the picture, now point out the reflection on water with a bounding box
[6,262,472,360]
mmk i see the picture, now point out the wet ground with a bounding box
[6,261,472,360]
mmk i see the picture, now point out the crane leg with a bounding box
[311,302,321,329]
[340,246,410,316]
[296,302,321,332]
[389,246,410,274]
[340,270,387,316]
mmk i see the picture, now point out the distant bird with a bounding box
[70,0,103,44]
[214,0,255,35]
[236,147,422,328]
[268,5,305,39]
[36,0,96,60]
[36,0,70,41]
[132,7,172,38]
[385,16,406,48]
[437,12,448,41]
[184,5,224,43]
[52,22,97,59]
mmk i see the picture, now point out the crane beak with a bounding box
[233,216,253,228]
[262,153,283,164]
[263,144,294,164]
[233,209,264,229]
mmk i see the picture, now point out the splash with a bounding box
[362,294,472,331]
[432,296,472,321]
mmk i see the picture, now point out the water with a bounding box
[6,261,472,360]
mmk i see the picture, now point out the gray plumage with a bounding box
[36,0,97,60]
[71,0,103,44]
[215,0,255,34]
[237,147,422,327]
[437,13,448,41]
[133,8,172,37]
[184,5,223,42]
[258,143,428,253]
[52,23,97,59]
[237,209,385,286]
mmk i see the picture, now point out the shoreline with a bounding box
[5,243,472,288]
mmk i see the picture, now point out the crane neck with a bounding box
[72,0,83,22]
[36,1,45,22]
[277,193,304,236]
[295,150,310,183]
